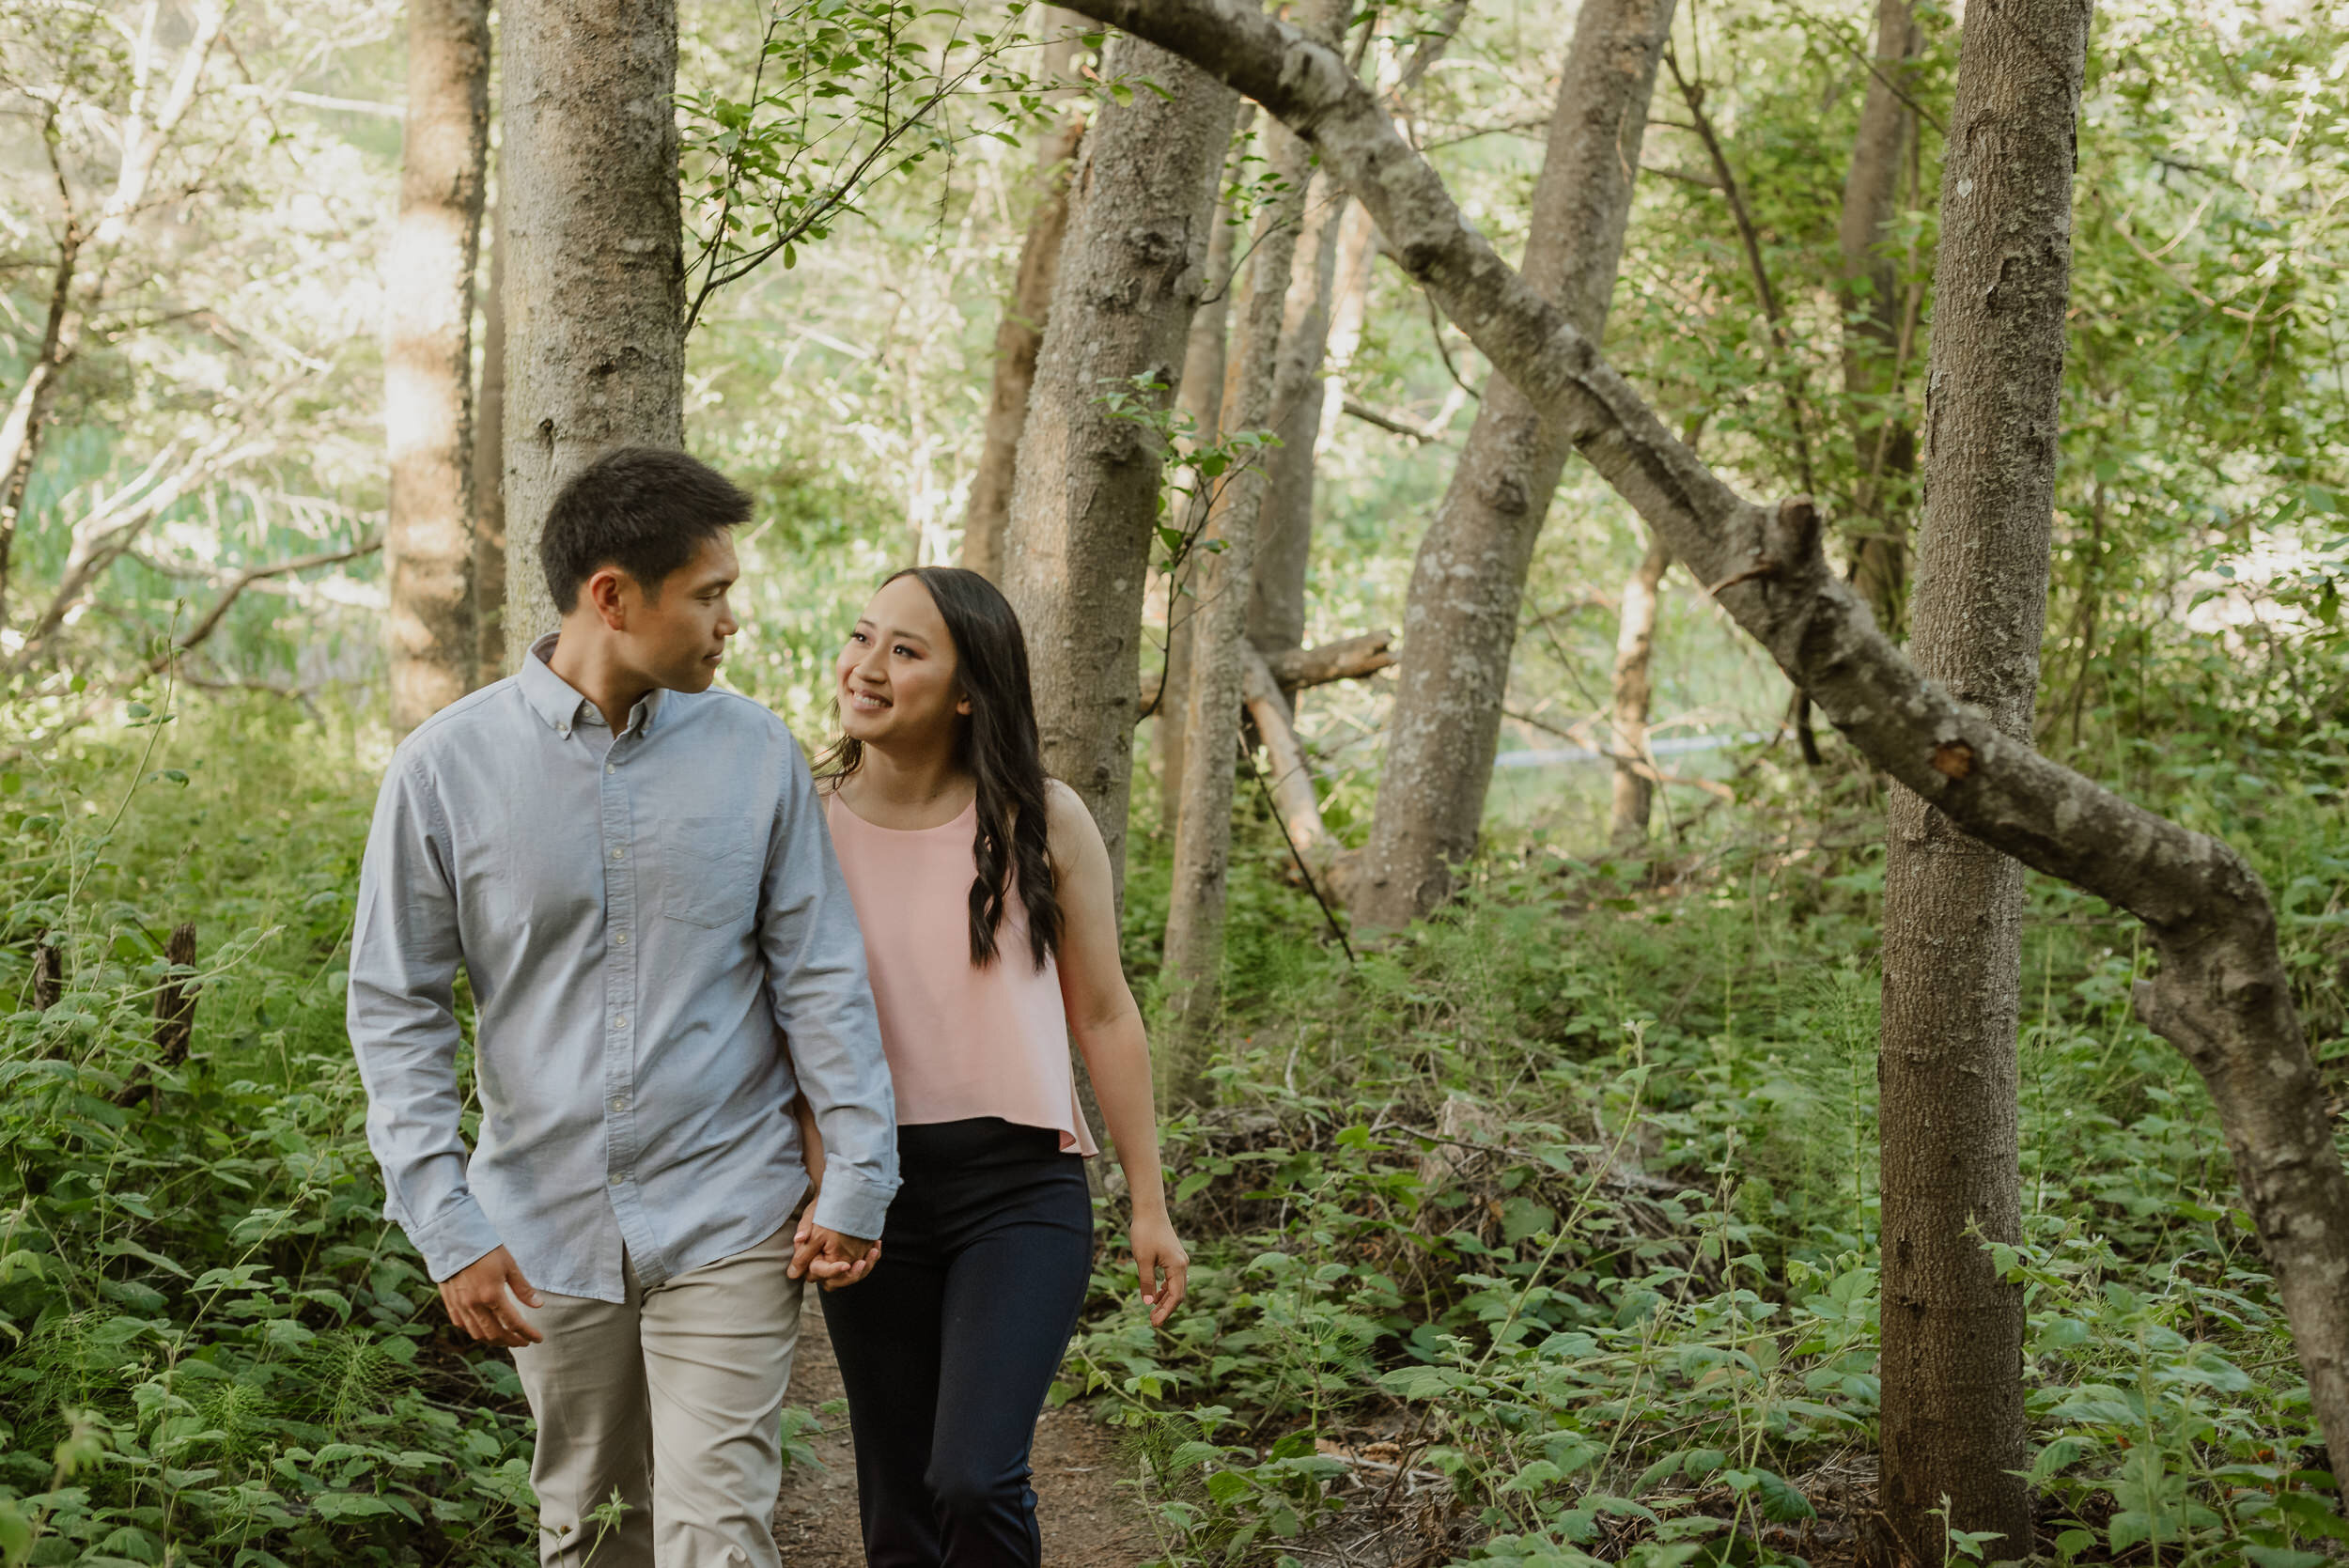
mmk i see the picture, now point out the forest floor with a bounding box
[770,1292,1150,1566]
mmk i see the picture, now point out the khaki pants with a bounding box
[512,1227,803,1568]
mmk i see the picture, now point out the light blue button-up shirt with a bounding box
[347,634,898,1302]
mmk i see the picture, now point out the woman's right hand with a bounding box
[792,1204,882,1291]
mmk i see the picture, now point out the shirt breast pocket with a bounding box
[663,815,763,930]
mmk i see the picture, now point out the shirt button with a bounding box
[610,1172,626,1187]
[612,847,626,862]
[614,931,629,946]
[613,1014,629,1029]
[609,1094,629,1113]
[606,764,616,774]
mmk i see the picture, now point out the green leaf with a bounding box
[1749,1468,1815,1522]
[2242,1548,2326,1568]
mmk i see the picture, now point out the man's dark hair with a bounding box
[539,446,754,613]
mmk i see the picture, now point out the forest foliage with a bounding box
[1,0,2345,1561]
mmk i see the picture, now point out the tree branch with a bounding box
[1060,0,2349,1462]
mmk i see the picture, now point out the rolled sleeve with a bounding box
[348,756,503,1281]
[759,750,899,1240]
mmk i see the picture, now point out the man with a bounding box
[349,445,896,1566]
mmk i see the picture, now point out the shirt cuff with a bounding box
[810,1163,897,1243]
[404,1195,506,1283]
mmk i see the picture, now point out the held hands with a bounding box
[440,1246,544,1347]
[790,1206,881,1291]
[1130,1212,1190,1327]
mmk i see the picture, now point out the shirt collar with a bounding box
[520,632,666,739]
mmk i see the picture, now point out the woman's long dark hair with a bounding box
[817,567,1062,970]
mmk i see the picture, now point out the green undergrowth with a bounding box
[0,702,538,1567]
[2,697,2344,1567]
[1087,732,2349,1568]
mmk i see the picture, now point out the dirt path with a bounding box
[770,1292,1149,1566]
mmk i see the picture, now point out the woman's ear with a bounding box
[956,685,972,717]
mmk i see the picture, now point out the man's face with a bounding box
[620,533,740,694]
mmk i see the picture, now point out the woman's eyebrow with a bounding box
[884,627,931,645]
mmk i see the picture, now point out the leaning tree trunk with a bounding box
[473,179,507,688]
[1158,132,1249,840]
[384,0,490,734]
[1002,39,1235,905]
[1840,0,1921,632]
[1245,170,1346,666]
[1608,529,1671,846]
[1158,83,1316,1079]
[1342,0,1677,929]
[500,0,686,657]
[1062,0,2349,1473]
[961,110,1086,582]
[1874,0,2083,1555]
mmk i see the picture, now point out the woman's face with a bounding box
[836,574,969,747]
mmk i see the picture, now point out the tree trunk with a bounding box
[1066,0,2349,1469]
[1001,40,1234,906]
[961,110,1087,582]
[1344,0,1677,928]
[1840,0,1921,631]
[1156,115,1251,843]
[1159,28,1324,1076]
[473,179,508,689]
[1874,0,2084,1554]
[1608,529,1670,847]
[1245,170,1346,664]
[500,0,687,659]
[385,0,490,734]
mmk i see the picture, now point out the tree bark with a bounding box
[1001,40,1235,906]
[1063,0,2349,1473]
[1159,82,1318,1069]
[1839,0,1921,631]
[962,111,1088,582]
[385,0,490,734]
[1875,0,2081,1553]
[1342,0,1677,929]
[1157,116,1251,842]
[1608,529,1670,846]
[474,179,508,689]
[500,0,687,658]
[1245,171,1346,662]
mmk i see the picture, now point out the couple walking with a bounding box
[347,446,1189,1566]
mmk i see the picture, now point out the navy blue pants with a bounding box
[821,1117,1094,1568]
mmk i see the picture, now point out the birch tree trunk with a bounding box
[1061,0,2349,1467]
[1343,0,1677,928]
[961,109,1087,582]
[1159,142,1248,839]
[1840,0,1921,630]
[1002,41,1235,902]
[1609,530,1670,846]
[384,0,490,734]
[1875,0,2086,1553]
[473,183,507,688]
[1158,15,1324,1075]
[500,0,686,658]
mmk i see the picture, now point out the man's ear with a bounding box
[585,567,630,630]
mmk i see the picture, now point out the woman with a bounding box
[789,566,1189,1568]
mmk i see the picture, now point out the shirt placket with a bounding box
[598,713,661,1282]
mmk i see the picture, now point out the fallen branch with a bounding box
[1140,628,1393,713]
[1242,644,1334,877]
[1060,0,2349,1463]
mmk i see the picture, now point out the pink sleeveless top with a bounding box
[826,793,1099,1157]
